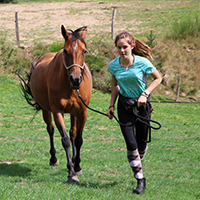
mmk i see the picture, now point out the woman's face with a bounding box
[116,38,134,59]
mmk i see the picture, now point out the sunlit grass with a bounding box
[0,74,200,199]
[170,15,200,39]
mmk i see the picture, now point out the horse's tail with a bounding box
[17,63,42,111]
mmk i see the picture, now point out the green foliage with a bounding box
[0,35,14,69]
[32,42,50,58]
[169,15,200,40]
[146,30,156,48]
[50,41,63,52]
[86,36,115,92]
[0,0,15,3]
[0,35,32,73]
[0,75,200,199]
[86,53,105,74]
[155,61,163,70]
[187,88,198,95]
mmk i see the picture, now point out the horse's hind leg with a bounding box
[42,110,59,166]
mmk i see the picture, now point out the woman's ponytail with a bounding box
[132,39,152,60]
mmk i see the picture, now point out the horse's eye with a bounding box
[63,48,68,55]
[83,49,88,54]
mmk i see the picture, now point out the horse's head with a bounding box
[61,25,88,89]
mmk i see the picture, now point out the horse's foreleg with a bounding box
[53,112,79,183]
[74,111,87,175]
[42,110,59,166]
[70,115,77,164]
[70,114,82,175]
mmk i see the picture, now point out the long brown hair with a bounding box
[114,32,152,60]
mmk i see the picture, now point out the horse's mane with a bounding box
[67,26,87,46]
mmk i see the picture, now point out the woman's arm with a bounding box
[107,76,119,119]
[137,69,162,107]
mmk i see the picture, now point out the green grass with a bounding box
[0,74,200,199]
[170,15,200,39]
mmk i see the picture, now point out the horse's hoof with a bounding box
[50,160,59,166]
[76,170,83,176]
[68,176,80,183]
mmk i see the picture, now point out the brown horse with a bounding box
[19,25,92,183]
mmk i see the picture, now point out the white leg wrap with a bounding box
[139,145,148,160]
[127,149,143,179]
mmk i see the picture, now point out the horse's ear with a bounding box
[61,25,68,40]
[81,26,87,40]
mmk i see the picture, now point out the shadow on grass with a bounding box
[0,162,121,189]
[0,163,31,177]
[78,181,119,189]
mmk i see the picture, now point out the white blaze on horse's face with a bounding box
[69,41,83,90]
[73,41,78,64]
[74,41,78,52]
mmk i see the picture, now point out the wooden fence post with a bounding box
[176,75,181,102]
[111,7,117,39]
[15,12,20,47]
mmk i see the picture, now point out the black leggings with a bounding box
[117,96,149,152]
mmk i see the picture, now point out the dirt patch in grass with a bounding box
[1,1,198,47]
[0,160,24,164]
[0,1,117,46]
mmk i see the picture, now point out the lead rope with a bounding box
[76,90,161,129]
[77,90,161,140]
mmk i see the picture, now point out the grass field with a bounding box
[0,0,200,199]
[0,74,200,199]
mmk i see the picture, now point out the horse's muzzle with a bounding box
[69,75,83,89]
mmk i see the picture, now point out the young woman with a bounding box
[107,32,162,194]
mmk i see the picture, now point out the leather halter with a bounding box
[62,50,85,70]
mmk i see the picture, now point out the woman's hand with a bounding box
[107,106,115,119]
[108,76,119,119]
[137,95,147,107]
[137,69,162,108]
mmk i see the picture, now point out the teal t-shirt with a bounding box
[108,55,156,98]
